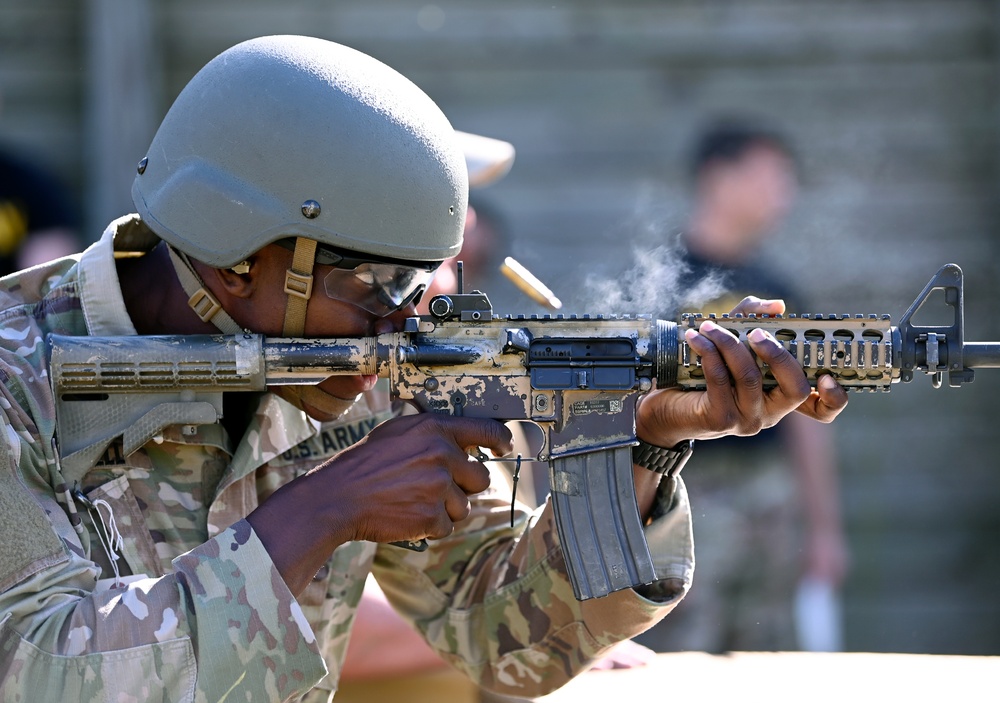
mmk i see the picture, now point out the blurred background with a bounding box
[1,0,997,655]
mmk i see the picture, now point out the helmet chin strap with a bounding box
[277,237,357,421]
[282,236,317,337]
[166,245,245,334]
[166,236,318,336]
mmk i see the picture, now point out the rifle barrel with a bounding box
[964,342,1000,369]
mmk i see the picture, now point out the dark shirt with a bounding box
[672,246,804,454]
[675,248,799,316]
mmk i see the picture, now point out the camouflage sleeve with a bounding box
[370,465,694,698]
[0,518,327,702]
[0,402,327,703]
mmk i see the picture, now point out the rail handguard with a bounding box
[47,264,1000,600]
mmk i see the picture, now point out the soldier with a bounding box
[0,36,847,701]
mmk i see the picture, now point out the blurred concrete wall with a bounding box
[1,0,998,654]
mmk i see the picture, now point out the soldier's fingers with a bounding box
[443,482,474,525]
[747,327,811,416]
[683,323,738,403]
[697,320,766,419]
[452,455,492,495]
[796,373,850,422]
[729,296,785,317]
[442,417,514,459]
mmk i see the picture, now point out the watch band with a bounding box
[632,438,694,477]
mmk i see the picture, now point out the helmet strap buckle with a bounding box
[283,270,314,299]
[165,244,246,334]
[281,237,318,336]
[188,288,223,323]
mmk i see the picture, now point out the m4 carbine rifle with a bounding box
[47,263,1000,601]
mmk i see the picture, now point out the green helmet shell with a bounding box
[132,35,467,267]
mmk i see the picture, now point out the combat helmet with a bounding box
[132,35,468,335]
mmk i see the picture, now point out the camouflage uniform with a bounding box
[0,218,694,702]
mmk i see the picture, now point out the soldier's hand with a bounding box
[323,413,513,543]
[635,296,848,448]
[247,413,512,595]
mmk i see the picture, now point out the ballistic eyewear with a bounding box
[276,238,440,317]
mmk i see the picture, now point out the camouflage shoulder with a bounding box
[0,391,68,592]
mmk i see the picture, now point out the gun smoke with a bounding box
[577,192,729,316]
[582,236,728,316]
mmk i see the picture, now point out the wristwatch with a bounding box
[632,438,694,478]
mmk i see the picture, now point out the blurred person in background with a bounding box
[0,143,82,274]
[634,118,850,654]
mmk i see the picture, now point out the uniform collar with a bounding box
[78,215,141,336]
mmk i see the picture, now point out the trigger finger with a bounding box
[451,419,514,460]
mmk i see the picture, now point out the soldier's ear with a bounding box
[213,255,259,299]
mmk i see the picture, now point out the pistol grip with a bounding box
[549,447,656,600]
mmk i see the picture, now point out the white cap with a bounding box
[456,130,515,188]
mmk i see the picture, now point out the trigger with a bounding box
[391,539,429,552]
[468,447,490,462]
